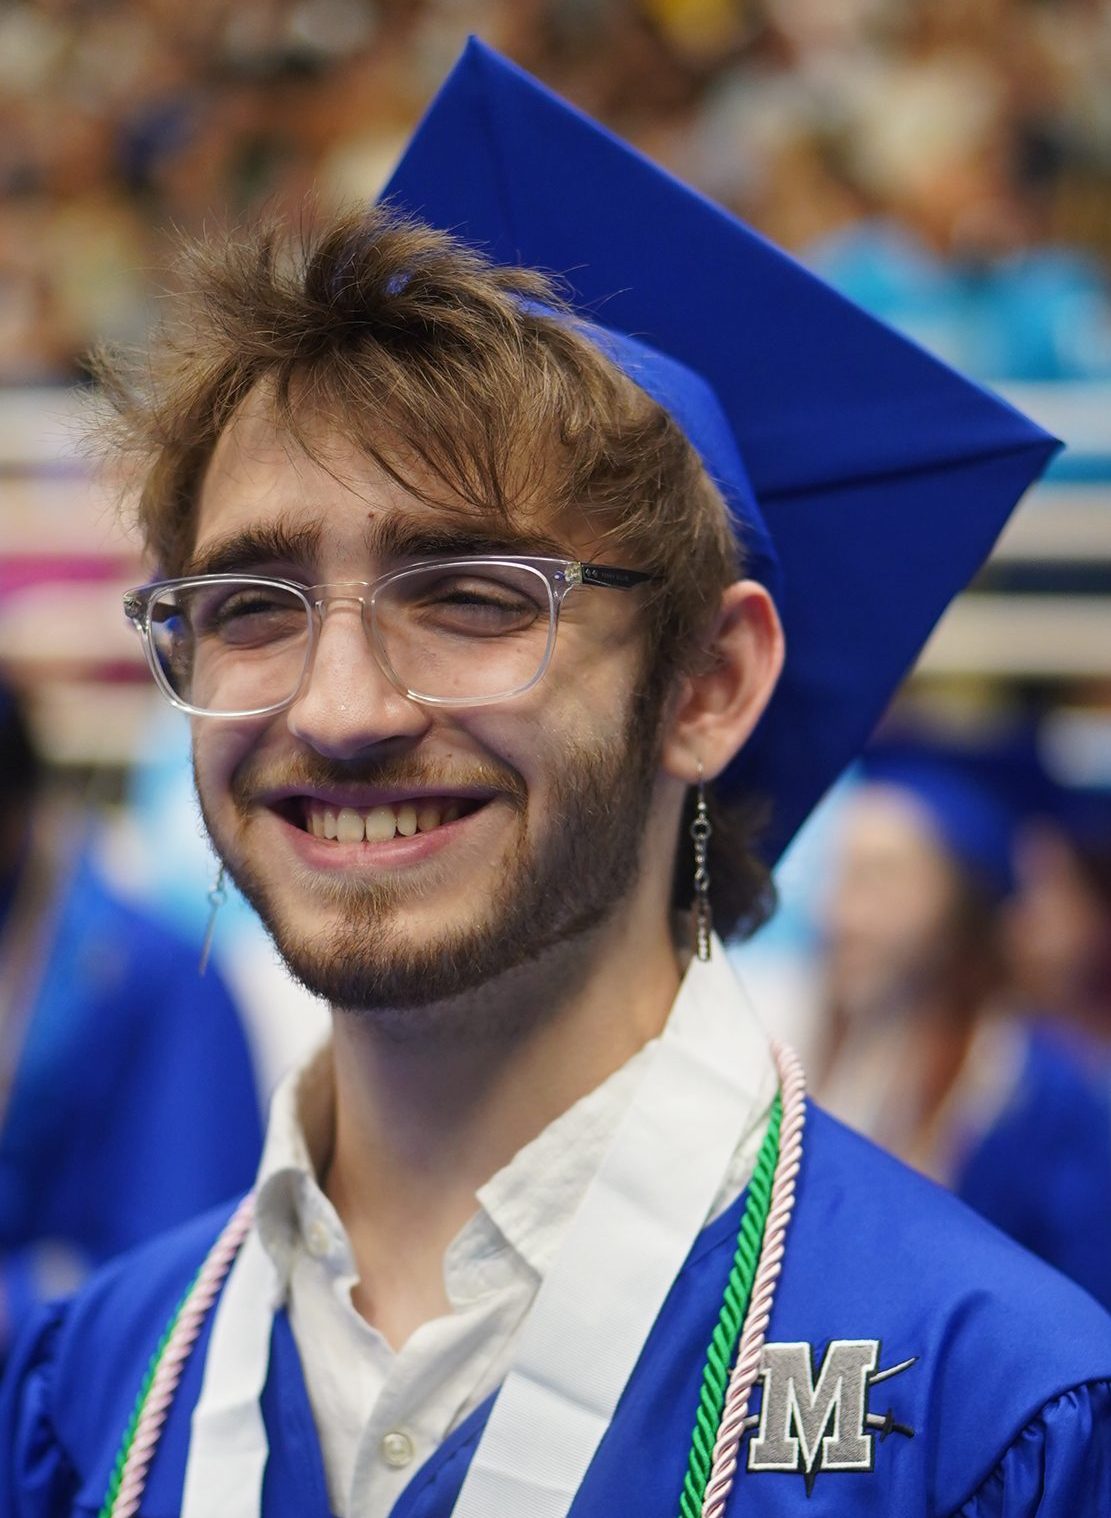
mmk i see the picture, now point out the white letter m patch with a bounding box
[747,1339,915,1491]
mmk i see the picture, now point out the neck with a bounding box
[324,904,682,1347]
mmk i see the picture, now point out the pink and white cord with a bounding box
[701,1039,807,1518]
[109,1192,256,1518]
[104,1045,806,1518]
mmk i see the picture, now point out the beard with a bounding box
[198,683,666,1026]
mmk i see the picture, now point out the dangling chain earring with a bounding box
[198,863,227,976]
[690,763,713,962]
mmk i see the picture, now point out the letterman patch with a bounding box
[745,1340,916,1493]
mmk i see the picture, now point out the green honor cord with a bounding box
[98,1272,201,1518]
[98,1077,797,1518]
[98,1192,256,1518]
[677,1092,782,1518]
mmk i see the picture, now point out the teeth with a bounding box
[336,807,365,845]
[364,805,396,843]
[304,799,471,841]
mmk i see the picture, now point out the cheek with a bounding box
[190,718,262,806]
[459,680,633,778]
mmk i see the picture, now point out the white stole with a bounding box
[181,942,775,1518]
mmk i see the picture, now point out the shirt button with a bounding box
[381,1430,415,1469]
[304,1220,332,1258]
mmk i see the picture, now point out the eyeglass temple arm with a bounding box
[578,563,655,590]
[124,591,173,625]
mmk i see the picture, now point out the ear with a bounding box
[659,580,785,785]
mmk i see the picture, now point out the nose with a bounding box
[285,593,430,759]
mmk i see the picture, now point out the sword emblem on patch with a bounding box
[744,1340,916,1494]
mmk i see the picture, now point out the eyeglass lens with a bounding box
[147,563,557,713]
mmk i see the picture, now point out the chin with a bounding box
[231,833,635,1028]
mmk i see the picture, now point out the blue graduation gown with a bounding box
[3,1107,1110,1516]
[0,852,262,1352]
[956,1027,1111,1312]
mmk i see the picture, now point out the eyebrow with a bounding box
[181,520,324,578]
[181,514,572,580]
[362,517,571,563]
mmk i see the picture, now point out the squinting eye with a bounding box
[401,576,544,635]
[193,590,306,646]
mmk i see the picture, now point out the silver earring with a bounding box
[198,863,227,976]
[691,764,712,962]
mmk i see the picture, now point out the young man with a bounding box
[3,40,1109,1518]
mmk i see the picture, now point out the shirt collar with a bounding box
[254,1042,338,1288]
[253,937,774,1295]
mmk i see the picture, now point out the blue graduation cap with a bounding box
[856,733,1040,902]
[861,722,1111,898]
[383,38,1059,863]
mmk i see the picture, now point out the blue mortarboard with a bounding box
[857,736,1032,902]
[383,38,1059,863]
[862,724,1111,895]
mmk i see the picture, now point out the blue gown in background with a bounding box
[0,848,262,1358]
[956,1025,1111,1313]
[3,1107,1109,1516]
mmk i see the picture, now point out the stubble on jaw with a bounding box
[196,680,668,1036]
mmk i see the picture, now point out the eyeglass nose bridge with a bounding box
[299,582,395,695]
[306,581,376,620]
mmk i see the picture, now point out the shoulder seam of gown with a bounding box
[948,1376,1111,1515]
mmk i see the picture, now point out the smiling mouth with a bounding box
[274,795,489,844]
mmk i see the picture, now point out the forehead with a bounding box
[839,786,949,867]
[194,397,444,550]
[192,388,576,570]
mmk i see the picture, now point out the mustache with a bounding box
[230,753,528,808]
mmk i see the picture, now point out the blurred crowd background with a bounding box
[1,0,1111,1350]
[3,0,1111,381]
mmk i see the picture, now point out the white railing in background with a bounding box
[0,385,148,766]
[918,380,1111,677]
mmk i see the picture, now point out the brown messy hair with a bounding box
[96,205,774,939]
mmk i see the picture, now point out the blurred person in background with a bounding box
[1008,783,1111,1063]
[0,676,261,1363]
[814,734,1111,1309]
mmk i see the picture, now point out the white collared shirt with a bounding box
[253,959,775,1518]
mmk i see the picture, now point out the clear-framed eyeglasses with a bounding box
[123,555,654,718]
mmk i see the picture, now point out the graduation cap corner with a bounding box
[382,36,1060,865]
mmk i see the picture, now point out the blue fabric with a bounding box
[956,1384,1111,1515]
[857,752,1018,900]
[855,725,1066,901]
[956,1028,1111,1313]
[4,1109,1111,1516]
[0,853,262,1358]
[1052,785,1111,855]
[381,39,1059,862]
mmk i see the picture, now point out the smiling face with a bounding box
[189,395,671,1016]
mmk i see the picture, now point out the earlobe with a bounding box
[660,580,785,785]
